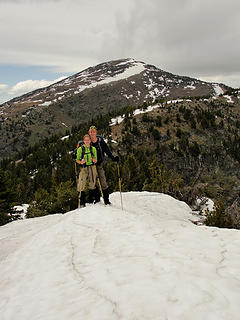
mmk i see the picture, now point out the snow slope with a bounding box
[0,192,240,320]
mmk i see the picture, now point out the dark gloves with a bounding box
[113,156,119,162]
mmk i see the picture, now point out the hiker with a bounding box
[76,134,98,208]
[88,125,119,205]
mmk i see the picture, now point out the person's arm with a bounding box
[101,139,119,162]
[92,147,97,163]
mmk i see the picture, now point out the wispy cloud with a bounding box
[0,76,66,104]
[0,84,9,91]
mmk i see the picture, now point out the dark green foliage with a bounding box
[224,134,240,163]
[143,158,184,195]
[176,113,181,123]
[152,128,161,140]
[1,97,240,230]
[176,128,182,138]
[197,108,216,129]
[121,154,143,191]
[0,211,12,226]
[123,118,131,132]
[183,109,192,121]
[155,115,162,127]
[132,125,141,136]
[164,117,169,124]
[205,200,233,228]
[142,114,153,123]
[189,141,201,157]
[190,117,196,129]
[0,169,17,225]
[26,181,78,218]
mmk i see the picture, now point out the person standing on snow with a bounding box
[88,125,119,205]
[76,134,97,208]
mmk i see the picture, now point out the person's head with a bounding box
[88,125,97,139]
[83,134,91,146]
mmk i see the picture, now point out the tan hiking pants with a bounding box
[96,163,108,190]
[78,165,97,192]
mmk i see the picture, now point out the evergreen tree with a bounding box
[143,158,184,196]
[0,169,16,225]
[205,200,233,228]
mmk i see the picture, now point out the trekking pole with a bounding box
[74,162,81,208]
[117,163,123,211]
[74,162,78,186]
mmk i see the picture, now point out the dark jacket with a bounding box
[91,135,114,165]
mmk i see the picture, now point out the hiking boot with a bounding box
[80,191,86,207]
[94,188,101,203]
[88,189,95,204]
[103,188,111,205]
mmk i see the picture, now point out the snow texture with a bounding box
[12,204,29,219]
[74,61,146,95]
[60,135,70,141]
[167,99,184,104]
[0,192,240,320]
[110,115,125,126]
[38,101,52,107]
[213,84,224,96]
[184,84,196,90]
[223,95,234,103]
[110,104,161,126]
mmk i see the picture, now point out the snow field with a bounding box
[0,192,240,320]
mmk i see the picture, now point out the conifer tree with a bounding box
[0,169,16,225]
[205,200,233,228]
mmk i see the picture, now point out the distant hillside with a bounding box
[1,92,240,228]
[0,58,233,158]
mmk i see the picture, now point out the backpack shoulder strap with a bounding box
[96,135,102,143]
[89,145,94,157]
[80,145,86,161]
[77,140,83,148]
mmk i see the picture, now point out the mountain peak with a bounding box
[0,58,233,157]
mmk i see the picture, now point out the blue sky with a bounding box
[0,64,70,86]
[0,0,240,104]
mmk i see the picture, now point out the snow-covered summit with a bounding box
[63,58,147,95]
[0,192,239,320]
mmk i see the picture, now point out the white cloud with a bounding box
[0,84,9,91]
[0,77,67,104]
[0,0,240,89]
[199,74,240,89]
[9,77,66,95]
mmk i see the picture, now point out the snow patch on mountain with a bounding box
[184,84,196,90]
[61,135,70,141]
[213,84,224,96]
[73,61,146,95]
[110,103,161,126]
[110,115,125,126]
[223,95,234,103]
[39,101,52,107]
